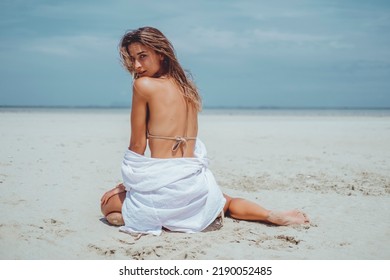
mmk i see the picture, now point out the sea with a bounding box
[1,106,390,118]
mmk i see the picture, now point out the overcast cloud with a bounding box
[1,0,389,108]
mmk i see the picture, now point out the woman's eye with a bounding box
[140,54,146,59]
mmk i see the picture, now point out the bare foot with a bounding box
[267,210,310,226]
[106,212,124,226]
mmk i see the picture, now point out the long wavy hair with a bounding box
[119,26,202,111]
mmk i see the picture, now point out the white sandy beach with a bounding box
[0,108,389,260]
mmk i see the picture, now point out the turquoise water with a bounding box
[1,106,390,117]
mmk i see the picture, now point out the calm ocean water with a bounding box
[201,108,390,117]
[1,106,390,117]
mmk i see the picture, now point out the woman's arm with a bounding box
[128,78,152,155]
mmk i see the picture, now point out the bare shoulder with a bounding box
[133,77,161,97]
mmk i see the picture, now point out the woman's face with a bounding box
[128,42,163,78]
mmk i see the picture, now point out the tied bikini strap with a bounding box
[147,134,196,152]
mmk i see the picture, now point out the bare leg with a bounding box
[101,191,126,226]
[223,194,309,226]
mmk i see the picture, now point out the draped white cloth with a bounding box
[119,139,226,235]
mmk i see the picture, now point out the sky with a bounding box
[0,0,390,108]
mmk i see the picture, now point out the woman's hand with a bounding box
[100,183,126,207]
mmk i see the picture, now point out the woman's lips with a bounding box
[137,71,146,77]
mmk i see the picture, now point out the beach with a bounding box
[0,108,389,260]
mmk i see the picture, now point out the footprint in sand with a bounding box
[29,218,75,239]
[276,234,301,245]
[87,244,116,256]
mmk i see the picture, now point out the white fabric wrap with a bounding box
[119,139,226,235]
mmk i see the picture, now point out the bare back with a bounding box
[136,77,198,158]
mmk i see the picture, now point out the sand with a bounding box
[0,108,389,260]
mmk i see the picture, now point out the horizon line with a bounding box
[1,105,390,110]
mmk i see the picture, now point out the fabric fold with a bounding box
[119,139,226,235]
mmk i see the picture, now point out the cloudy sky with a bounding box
[1,0,389,108]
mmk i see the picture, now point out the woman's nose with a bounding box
[134,60,141,69]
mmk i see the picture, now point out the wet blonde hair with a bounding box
[119,26,202,111]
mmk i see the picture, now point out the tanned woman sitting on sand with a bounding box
[100,26,309,235]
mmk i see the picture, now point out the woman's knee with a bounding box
[227,198,247,217]
[101,192,126,217]
[223,194,233,213]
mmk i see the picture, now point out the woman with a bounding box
[101,27,309,235]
